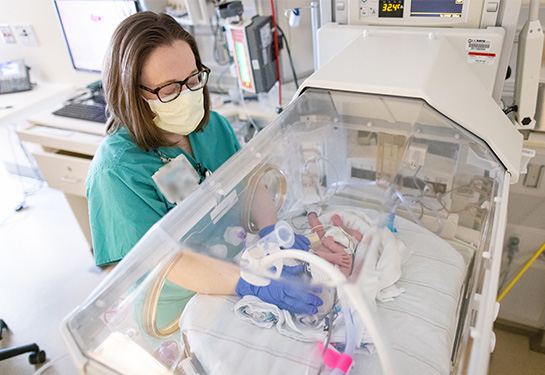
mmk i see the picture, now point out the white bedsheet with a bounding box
[178,210,467,375]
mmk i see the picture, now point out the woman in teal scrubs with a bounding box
[86,12,322,324]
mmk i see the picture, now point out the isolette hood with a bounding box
[296,24,523,183]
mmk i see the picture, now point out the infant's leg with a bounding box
[314,246,352,272]
[315,250,352,278]
[308,212,326,240]
[322,236,348,254]
[331,214,363,242]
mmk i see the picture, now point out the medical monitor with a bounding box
[53,0,139,73]
[410,0,464,18]
[339,0,499,28]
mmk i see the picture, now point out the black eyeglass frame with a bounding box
[139,66,210,103]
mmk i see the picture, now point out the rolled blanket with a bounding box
[233,296,325,342]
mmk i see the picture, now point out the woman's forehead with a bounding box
[140,40,197,87]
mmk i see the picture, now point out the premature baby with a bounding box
[307,211,363,278]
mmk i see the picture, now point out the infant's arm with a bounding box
[331,214,363,242]
[308,212,326,240]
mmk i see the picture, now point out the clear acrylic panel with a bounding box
[64,88,508,375]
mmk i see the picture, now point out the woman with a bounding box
[86,12,321,324]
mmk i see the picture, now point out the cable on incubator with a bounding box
[215,64,231,95]
[497,240,545,302]
[269,0,282,109]
[392,190,444,235]
[209,13,231,66]
[277,25,299,89]
[237,79,261,138]
[436,176,494,218]
[406,169,494,220]
[503,103,518,115]
[302,155,341,205]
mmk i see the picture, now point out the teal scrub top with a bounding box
[86,111,241,326]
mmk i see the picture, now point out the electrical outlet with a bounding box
[13,24,38,46]
[0,24,16,44]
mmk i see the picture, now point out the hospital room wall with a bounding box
[0,0,100,87]
[2,1,545,98]
[0,0,315,93]
[190,0,315,93]
[0,1,99,180]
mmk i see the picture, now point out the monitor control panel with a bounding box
[336,0,498,29]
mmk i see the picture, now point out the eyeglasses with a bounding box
[139,67,210,103]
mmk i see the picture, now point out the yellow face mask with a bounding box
[146,88,205,135]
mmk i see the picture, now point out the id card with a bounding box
[152,154,200,204]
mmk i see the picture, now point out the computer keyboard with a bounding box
[52,102,108,123]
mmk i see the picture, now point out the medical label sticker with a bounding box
[467,38,491,52]
[468,51,496,65]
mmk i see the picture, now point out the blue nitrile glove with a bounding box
[236,278,323,315]
[281,263,305,276]
[258,224,311,251]
[268,263,305,277]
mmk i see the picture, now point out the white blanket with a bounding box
[178,209,467,375]
[233,295,325,342]
[180,295,323,375]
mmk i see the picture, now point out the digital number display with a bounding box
[379,0,404,18]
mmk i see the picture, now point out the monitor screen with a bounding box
[0,61,21,77]
[53,0,139,73]
[410,0,464,18]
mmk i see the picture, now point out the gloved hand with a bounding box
[236,278,323,315]
[258,224,310,251]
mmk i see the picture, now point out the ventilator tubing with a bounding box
[240,220,295,286]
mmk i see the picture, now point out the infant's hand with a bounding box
[331,214,344,227]
[322,236,336,248]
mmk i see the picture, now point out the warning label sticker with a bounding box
[467,38,492,51]
[468,51,496,65]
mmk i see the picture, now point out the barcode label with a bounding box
[468,42,490,49]
[467,38,491,51]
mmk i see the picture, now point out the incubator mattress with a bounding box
[179,210,467,375]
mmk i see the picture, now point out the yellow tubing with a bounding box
[497,241,545,303]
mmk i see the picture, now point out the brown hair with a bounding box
[102,12,210,150]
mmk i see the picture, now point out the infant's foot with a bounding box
[339,252,352,268]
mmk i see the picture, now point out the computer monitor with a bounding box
[53,0,139,73]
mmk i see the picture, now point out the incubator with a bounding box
[62,27,523,375]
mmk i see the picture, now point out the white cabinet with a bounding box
[16,107,105,250]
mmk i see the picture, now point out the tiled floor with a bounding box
[0,167,109,375]
[1,164,544,374]
[489,329,545,375]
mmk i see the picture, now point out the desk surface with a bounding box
[24,94,280,136]
[27,104,107,136]
[0,81,74,126]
